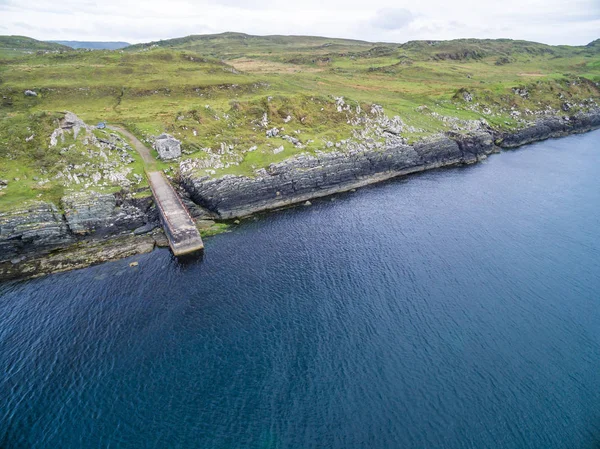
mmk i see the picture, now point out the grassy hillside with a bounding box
[126,32,375,57]
[1,32,599,210]
[0,36,71,59]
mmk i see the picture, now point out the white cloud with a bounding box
[371,8,415,30]
[0,0,598,45]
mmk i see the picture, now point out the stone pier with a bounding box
[147,171,204,256]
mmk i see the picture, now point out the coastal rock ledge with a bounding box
[0,192,157,280]
[1,109,599,281]
[180,109,600,219]
[181,131,497,218]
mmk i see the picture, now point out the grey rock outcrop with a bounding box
[0,202,73,261]
[61,111,89,138]
[50,111,93,146]
[154,134,182,160]
[181,131,497,219]
[181,109,600,219]
[61,192,150,235]
[1,191,155,275]
[266,128,280,138]
[497,109,600,148]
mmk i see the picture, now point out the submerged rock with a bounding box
[133,222,159,235]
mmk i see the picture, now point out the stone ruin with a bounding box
[154,134,182,160]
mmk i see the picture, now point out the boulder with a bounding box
[133,222,159,235]
[154,134,181,160]
[266,128,279,138]
[61,111,89,139]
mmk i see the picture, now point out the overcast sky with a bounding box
[1,0,599,45]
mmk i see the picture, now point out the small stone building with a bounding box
[154,133,182,160]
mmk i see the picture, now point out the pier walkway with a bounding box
[147,171,204,256]
[109,125,203,256]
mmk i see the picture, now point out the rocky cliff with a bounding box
[0,202,73,262]
[0,191,157,279]
[180,131,497,218]
[61,191,150,236]
[181,110,600,219]
[496,110,600,148]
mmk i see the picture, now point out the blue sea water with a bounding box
[1,131,599,449]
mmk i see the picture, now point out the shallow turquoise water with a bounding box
[1,131,599,448]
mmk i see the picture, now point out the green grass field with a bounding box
[1,33,599,209]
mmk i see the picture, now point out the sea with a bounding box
[1,130,599,448]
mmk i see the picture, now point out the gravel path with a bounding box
[108,125,155,167]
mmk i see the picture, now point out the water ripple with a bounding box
[1,131,600,449]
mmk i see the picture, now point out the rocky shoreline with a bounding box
[181,110,600,218]
[2,109,599,281]
[0,192,160,280]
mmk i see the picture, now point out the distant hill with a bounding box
[49,41,131,50]
[124,32,598,62]
[587,39,600,49]
[0,36,70,51]
[124,32,375,57]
